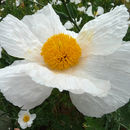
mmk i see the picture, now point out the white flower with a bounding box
[86,6,104,18]
[18,110,36,129]
[87,2,91,5]
[85,5,94,17]
[57,0,62,5]
[75,17,82,26]
[1,0,6,3]
[30,4,33,8]
[64,20,74,29]
[64,18,82,29]
[96,6,104,16]
[51,0,56,4]
[16,0,20,7]
[33,0,38,3]
[77,6,86,12]
[0,8,4,11]
[0,4,129,117]
[70,0,81,4]
[111,3,114,6]
[51,0,62,5]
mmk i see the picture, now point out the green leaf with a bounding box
[0,110,12,130]
[84,117,105,130]
[66,3,77,19]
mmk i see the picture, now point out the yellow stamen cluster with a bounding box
[41,34,81,70]
[23,114,30,123]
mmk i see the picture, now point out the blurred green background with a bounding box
[0,0,130,130]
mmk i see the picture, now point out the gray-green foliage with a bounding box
[0,0,130,130]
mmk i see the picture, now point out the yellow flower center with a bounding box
[41,33,81,70]
[23,114,30,123]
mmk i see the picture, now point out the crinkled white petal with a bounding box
[22,4,66,43]
[64,64,111,96]
[0,64,52,109]
[22,4,76,41]
[70,41,130,117]
[77,5,129,57]
[0,14,43,64]
[1,62,109,97]
[12,63,111,97]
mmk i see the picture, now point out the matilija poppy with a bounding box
[0,4,129,117]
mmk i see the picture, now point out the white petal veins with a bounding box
[0,14,43,64]
[21,63,110,97]
[22,4,67,43]
[0,64,52,109]
[77,5,129,57]
[1,62,110,97]
[22,4,77,42]
[70,42,130,117]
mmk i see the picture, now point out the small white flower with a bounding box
[85,5,94,17]
[32,9,36,12]
[96,6,104,16]
[64,21,74,29]
[87,2,91,5]
[33,0,38,3]
[51,0,56,4]
[70,0,81,4]
[70,0,74,2]
[0,8,4,11]
[30,4,33,8]
[77,6,86,12]
[51,0,62,5]
[16,0,20,7]
[1,0,6,3]
[86,6,104,18]
[57,0,62,5]
[75,17,82,26]
[64,18,82,29]
[111,3,114,6]
[18,110,36,129]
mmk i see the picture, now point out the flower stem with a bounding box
[61,0,80,32]
[29,0,45,7]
